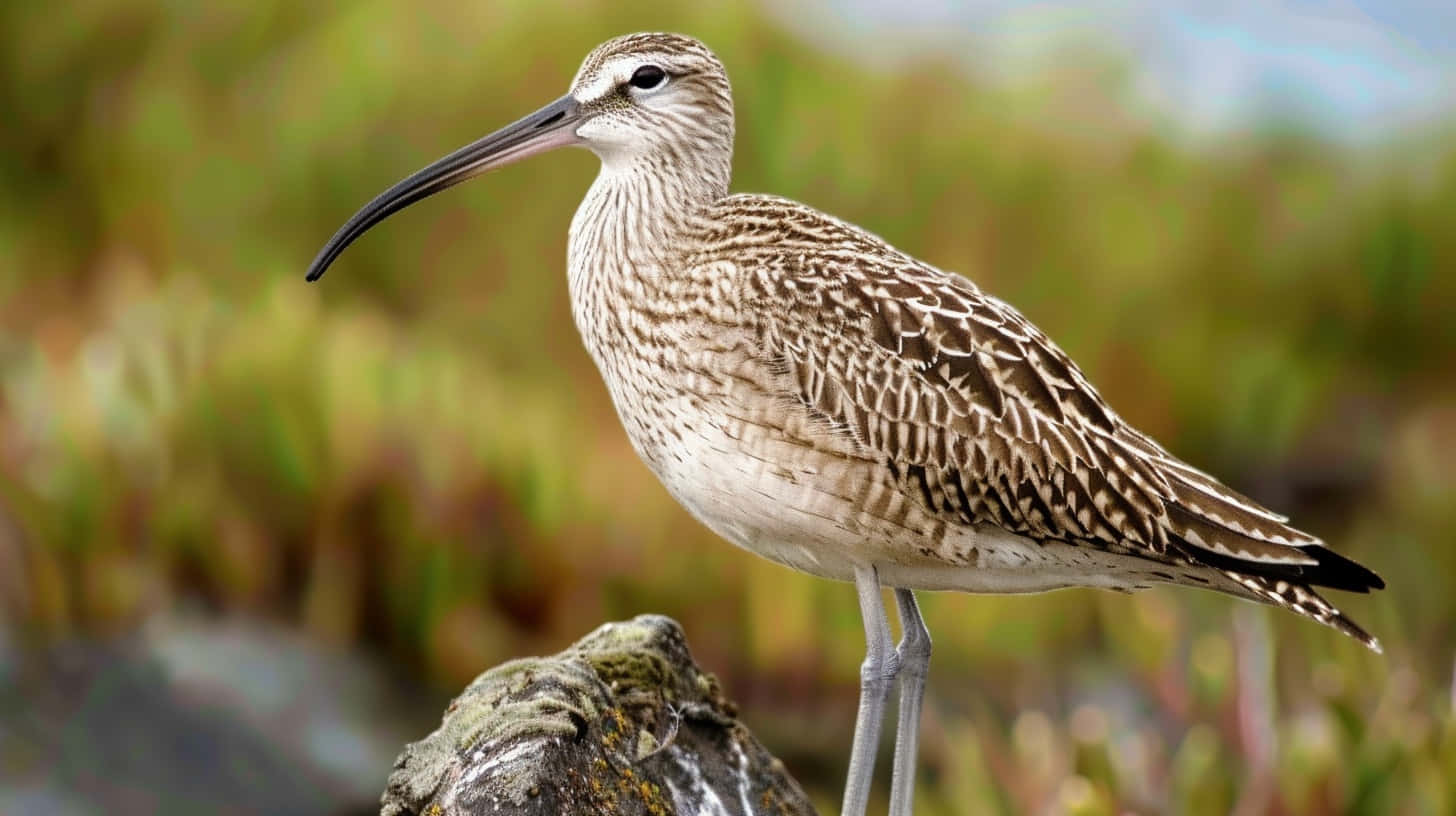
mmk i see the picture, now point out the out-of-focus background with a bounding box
[2,1,1453,814]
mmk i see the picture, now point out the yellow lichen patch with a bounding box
[600,706,631,753]
[638,779,670,816]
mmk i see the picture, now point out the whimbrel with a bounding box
[307,33,1384,815]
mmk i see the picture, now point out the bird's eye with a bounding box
[628,65,667,90]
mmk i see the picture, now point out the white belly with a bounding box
[639,395,1158,596]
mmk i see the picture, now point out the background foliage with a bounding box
[2,1,1453,813]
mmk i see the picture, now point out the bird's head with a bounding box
[568,33,734,168]
[306,32,732,282]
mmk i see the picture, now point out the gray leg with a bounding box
[888,589,931,816]
[841,565,898,816]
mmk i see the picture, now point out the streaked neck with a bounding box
[569,155,725,275]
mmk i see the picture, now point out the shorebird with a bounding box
[306,33,1384,815]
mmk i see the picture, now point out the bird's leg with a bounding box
[888,589,931,816]
[842,565,898,816]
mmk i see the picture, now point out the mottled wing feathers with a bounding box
[705,195,1381,613]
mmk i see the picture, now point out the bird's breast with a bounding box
[574,314,941,580]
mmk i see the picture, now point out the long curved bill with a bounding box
[306,94,582,282]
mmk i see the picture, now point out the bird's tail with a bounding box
[1219,570,1381,653]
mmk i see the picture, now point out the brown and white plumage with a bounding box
[307,31,1384,815]
[699,193,1382,644]
[552,34,1383,647]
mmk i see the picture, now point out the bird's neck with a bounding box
[575,149,728,231]
[566,156,726,369]
[569,154,725,279]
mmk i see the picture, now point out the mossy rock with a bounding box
[381,615,816,816]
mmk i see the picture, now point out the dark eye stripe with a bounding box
[628,64,667,90]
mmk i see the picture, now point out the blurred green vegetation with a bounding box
[2,0,1454,813]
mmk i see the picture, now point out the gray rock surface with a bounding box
[380,615,818,816]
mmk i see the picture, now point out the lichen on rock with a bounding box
[380,615,817,816]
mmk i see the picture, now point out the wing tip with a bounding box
[1303,544,1385,594]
